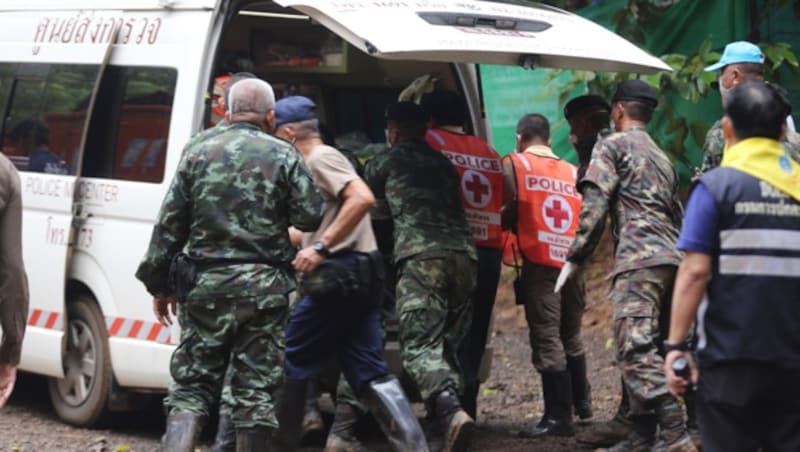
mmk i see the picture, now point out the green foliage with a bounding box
[551,0,799,171]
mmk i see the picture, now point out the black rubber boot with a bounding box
[519,371,575,438]
[566,354,593,420]
[684,387,701,450]
[324,401,367,452]
[576,377,632,447]
[362,375,429,452]
[430,387,474,452]
[303,380,326,435]
[212,412,236,452]
[161,412,205,452]
[604,414,657,452]
[273,377,308,452]
[235,426,273,452]
[653,395,698,452]
[460,381,479,420]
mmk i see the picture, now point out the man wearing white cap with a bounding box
[701,41,799,173]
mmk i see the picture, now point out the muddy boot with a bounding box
[212,412,236,452]
[236,426,273,452]
[576,378,632,447]
[519,371,575,438]
[653,395,697,452]
[567,355,593,420]
[274,378,308,452]
[161,412,205,452]
[599,414,656,452]
[324,401,367,452]
[303,380,326,436]
[430,387,474,452]
[363,375,429,452]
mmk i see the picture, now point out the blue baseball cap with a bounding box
[704,41,765,72]
[275,96,316,127]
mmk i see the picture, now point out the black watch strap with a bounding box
[312,240,330,257]
[663,340,690,353]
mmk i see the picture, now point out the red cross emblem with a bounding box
[542,195,573,234]
[461,169,491,208]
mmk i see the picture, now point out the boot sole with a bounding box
[445,411,475,452]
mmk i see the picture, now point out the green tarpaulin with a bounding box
[480,0,751,183]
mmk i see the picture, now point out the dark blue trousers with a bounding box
[284,252,388,396]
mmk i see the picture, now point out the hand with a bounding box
[664,350,699,397]
[554,261,577,294]
[292,246,325,274]
[691,167,702,183]
[0,364,17,409]
[153,296,178,327]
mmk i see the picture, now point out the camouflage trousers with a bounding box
[611,265,676,415]
[396,252,476,401]
[165,295,288,428]
[521,260,586,372]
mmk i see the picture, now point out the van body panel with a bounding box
[0,1,218,12]
[274,0,671,73]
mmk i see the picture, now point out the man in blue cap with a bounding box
[271,96,428,452]
[701,41,799,173]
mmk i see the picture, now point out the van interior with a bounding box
[213,1,467,159]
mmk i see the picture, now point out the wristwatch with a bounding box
[663,340,690,354]
[311,240,330,257]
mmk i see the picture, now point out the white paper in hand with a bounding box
[554,262,576,294]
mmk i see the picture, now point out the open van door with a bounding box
[273,0,671,73]
[0,13,119,378]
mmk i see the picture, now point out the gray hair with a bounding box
[228,78,275,115]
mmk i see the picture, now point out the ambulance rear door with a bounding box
[272,0,671,73]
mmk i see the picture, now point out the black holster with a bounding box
[168,252,198,303]
[300,251,384,304]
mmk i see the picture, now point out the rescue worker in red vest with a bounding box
[422,90,504,419]
[500,113,587,438]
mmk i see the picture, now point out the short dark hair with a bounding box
[421,90,468,127]
[516,113,550,141]
[725,80,790,140]
[618,100,654,123]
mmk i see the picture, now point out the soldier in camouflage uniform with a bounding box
[135,79,323,452]
[701,41,800,173]
[364,102,477,452]
[559,81,696,452]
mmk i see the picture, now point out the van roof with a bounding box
[0,0,218,11]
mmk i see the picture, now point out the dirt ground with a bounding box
[1,235,620,452]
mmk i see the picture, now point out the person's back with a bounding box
[666,80,800,452]
[369,139,474,262]
[0,153,28,408]
[587,127,682,275]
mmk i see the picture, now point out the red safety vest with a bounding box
[209,75,230,127]
[426,128,503,249]
[510,151,581,268]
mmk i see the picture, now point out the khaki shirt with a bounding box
[302,144,377,253]
[0,154,29,365]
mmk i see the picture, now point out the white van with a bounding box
[0,0,668,427]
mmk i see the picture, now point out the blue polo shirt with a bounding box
[676,183,718,254]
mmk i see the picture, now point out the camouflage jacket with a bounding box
[183,119,230,152]
[135,121,323,303]
[567,127,683,276]
[364,139,476,263]
[701,119,800,172]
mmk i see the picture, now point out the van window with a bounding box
[1,63,100,174]
[83,66,177,183]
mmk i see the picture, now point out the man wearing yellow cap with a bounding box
[665,80,800,451]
